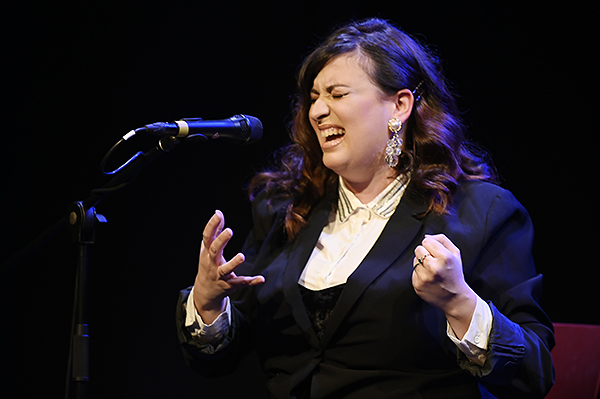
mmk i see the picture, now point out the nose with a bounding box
[309,97,329,123]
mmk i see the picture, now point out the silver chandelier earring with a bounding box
[385,118,403,168]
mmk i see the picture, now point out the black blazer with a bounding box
[177,180,554,398]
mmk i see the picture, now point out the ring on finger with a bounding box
[417,253,430,266]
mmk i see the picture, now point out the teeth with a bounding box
[320,127,346,138]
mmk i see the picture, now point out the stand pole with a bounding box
[62,136,179,398]
[65,202,105,399]
[0,135,182,399]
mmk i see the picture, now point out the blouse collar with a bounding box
[337,175,408,222]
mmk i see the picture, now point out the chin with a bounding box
[321,156,346,175]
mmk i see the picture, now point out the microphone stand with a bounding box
[65,202,104,399]
[1,135,181,399]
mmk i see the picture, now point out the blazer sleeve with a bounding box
[175,191,289,377]
[454,186,555,398]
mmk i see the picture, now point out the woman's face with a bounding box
[308,53,401,192]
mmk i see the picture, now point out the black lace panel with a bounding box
[299,284,345,340]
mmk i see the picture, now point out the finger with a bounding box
[216,253,265,288]
[414,245,430,259]
[208,227,234,260]
[225,275,266,289]
[413,245,430,268]
[421,235,450,259]
[202,210,225,249]
[217,253,246,277]
[248,275,266,286]
[415,253,431,269]
[424,234,459,256]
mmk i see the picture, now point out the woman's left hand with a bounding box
[412,234,477,339]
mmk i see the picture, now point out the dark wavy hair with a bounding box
[249,18,497,240]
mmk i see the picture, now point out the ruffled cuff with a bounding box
[447,295,493,366]
[184,287,231,354]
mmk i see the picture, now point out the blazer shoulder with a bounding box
[457,180,522,208]
[249,189,290,242]
[454,180,531,228]
[252,189,291,219]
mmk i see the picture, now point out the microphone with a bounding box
[131,114,263,144]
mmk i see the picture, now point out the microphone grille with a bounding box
[237,116,249,132]
[236,114,263,144]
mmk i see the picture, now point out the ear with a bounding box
[390,88,414,123]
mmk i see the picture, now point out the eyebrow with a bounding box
[311,83,350,95]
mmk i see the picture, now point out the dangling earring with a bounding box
[385,118,403,168]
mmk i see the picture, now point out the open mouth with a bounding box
[321,127,346,142]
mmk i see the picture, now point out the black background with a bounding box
[1,1,597,398]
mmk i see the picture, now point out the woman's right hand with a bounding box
[193,210,265,324]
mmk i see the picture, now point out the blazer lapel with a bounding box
[281,197,334,346]
[320,186,428,347]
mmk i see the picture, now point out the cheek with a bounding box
[351,119,390,147]
[355,125,391,163]
[350,102,392,136]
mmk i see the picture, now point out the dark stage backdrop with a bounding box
[1,2,597,398]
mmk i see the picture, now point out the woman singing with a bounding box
[176,18,554,398]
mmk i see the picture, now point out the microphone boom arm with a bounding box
[1,134,182,399]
